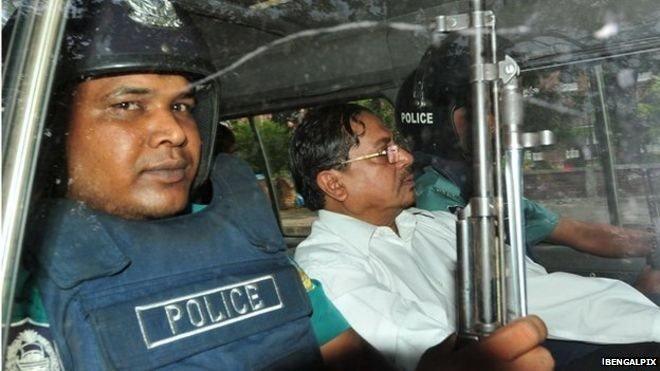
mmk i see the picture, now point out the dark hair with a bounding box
[289,103,371,211]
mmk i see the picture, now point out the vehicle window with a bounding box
[522,55,659,229]
[3,0,660,364]
[228,113,313,236]
[229,98,394,237]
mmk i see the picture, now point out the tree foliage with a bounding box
[232,117,292,176]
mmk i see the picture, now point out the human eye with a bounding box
[111,101,141,111]
[172,102,195,113]
[379,142,394,155]
[172,97,196,113]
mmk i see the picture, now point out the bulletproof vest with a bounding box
[31,154,322,370]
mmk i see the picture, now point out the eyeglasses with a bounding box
[337,143,401,166]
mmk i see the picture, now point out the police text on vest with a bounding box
[135,275,283,348]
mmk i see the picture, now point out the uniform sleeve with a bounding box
[523,197,560,246]
[298,254,452,371]
[288,257,351,345]
[307,279,351,345]
[6,269,64,370]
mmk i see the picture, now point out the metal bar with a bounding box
[2,6,34,150]
[501,75,528,321]
[1,0,69,351]
[638,142,660,268]
[457,207,475,336]
[591,65,622,226]
[489,16,506,326]
[248,117,284,232]
[469,0,498,334]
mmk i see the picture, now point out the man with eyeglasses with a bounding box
[290,103,659,371]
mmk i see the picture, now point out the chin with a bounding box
[126,187,189,219]
[147,199,189,218]
[120,192,190,220]
[402,192,415,209]
[121,203,187,220]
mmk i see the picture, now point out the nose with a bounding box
[147,107,187,148]
[396,146,414,169]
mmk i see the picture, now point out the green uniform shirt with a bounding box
[415,166,560,247]
[307,280,350,345]
[10,268,48,324]
[292,262,351,345]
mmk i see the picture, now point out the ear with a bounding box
[452,106,470,149]
[316,170,348,203]
[452,106,468,131]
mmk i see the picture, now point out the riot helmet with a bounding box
[395,34,472,164]
[54,0,219,190]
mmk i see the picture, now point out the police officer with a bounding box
[5,1,349,369]
[395,34,660,297]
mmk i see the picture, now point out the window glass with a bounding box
[230,98,394,237]
[521,54,660,228]
[4,0,660,358]
[229,113,315,236]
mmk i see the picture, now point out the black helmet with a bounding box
[395,34,473,163]
[59,0,219,188]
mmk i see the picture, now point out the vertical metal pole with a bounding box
[469,0,498,334]
[1,0,69,351]
[501,75,528,321]
[591,65,622,226]
[489,18,506,326]
[249,117,284,232]
[457,207,475,338]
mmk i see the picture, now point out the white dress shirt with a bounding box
[295,208,660,371]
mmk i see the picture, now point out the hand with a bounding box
[417,315,554,371]
[634,265,660,295]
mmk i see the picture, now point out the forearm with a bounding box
[547,218,654,258]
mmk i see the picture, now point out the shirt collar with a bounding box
[317,210,378,254]
[394,209,417,243]
[317,208,435,253]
